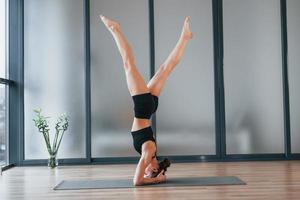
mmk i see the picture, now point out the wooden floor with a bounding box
[1,161,300,200]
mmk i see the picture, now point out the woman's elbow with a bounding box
[133,179,143,186]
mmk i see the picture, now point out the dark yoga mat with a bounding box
[54,176,246,190]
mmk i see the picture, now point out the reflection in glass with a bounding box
[0,0,7,78]
[223,0,284,154]
[287,0,300,153]
[91,0,150,157]
[24,0,86,159]
[0,0,8,167]
[0,84,7,166]
[154,0,215,155]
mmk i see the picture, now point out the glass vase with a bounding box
[48,154,58,168]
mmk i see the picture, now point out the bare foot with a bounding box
[181,16,193,40]
[99,15,120,32]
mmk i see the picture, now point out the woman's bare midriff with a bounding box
[131,117,151,132]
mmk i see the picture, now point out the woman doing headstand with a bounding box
[100,15,193,186]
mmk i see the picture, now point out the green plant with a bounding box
[33,108,69,168]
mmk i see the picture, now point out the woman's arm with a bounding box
[133,152,166,186]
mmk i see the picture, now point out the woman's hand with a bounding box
[156,170,167,183]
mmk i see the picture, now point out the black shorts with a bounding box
[132,93,158,119]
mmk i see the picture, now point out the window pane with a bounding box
[24,0,86,159]
[91,0,150,157]
[0,0,7,78]
[0,84,8,166]
[223,0,284,154]
[155,0,216,155]
[287,0,300,153]
[0,0,8,167]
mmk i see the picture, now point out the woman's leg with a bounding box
[147,17,193,97]
[100,15,149,96]
[100,15,150,131]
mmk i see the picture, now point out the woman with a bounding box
[100,15,193,186]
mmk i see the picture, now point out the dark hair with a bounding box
[150,158,171,178]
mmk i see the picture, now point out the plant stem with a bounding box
[52,129,59,152]
[55,130,65,154]
[42,132,52,154]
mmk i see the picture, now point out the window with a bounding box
[223,0,284,154]
[0,85,8,167]
[24,0,86,159]
[0,0,8,167]
[287,0,300,153]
